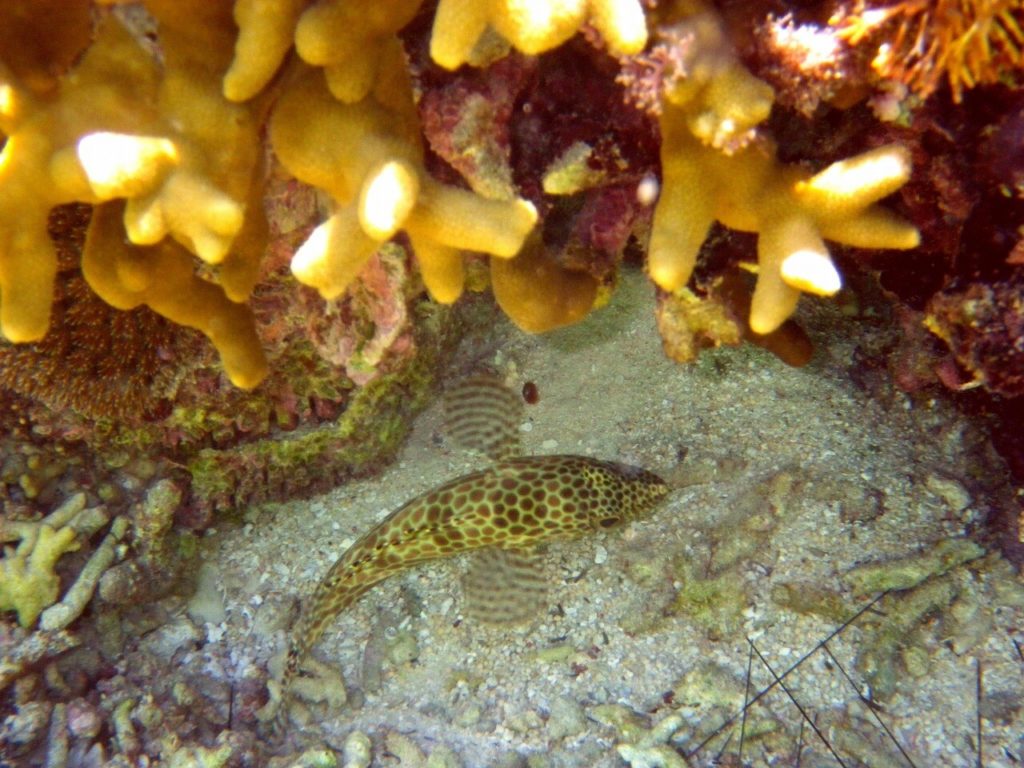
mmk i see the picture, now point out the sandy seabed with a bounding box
[204,270,1023,767]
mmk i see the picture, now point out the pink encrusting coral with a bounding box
[415,53,534,200]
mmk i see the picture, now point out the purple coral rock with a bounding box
[927,280,1024,397]
[66,698,102,740]
[418,54,533,198]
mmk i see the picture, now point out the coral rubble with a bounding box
[1,493,90,628]
[926,281,1024,396]
[0,523,79,628]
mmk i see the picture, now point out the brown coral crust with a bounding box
[0,205,187,421]
[926,281,1024,397]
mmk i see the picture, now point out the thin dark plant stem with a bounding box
[738,641,754,762]
[821,643,917,767]
[748,638,848,767]
[976,658,983,768]
[686,591,889,758]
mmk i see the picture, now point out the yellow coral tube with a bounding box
[120,170,246,264]
[223,0,306,102]
[819,207,921,250]
[409,238,466,304]
[780,249,841,297]
[270,70,416,204]
[407,178,537,257]
[647,130,714,293]
[0,225,56,342]
[83,203,268,388]
[0,79,22,131]
[295,0,368,66]
[794,144,913,218]
[324,53,383,104]
[218,164,270,302]
[431,0,491,70]
[291,206,382,299]
[296,0,422,66]
[588,0,648,56]
[491,233,599,333]
[75,132,179,199]
[358,159,421,241]
[750,216,816,335]
[494,0,588,54]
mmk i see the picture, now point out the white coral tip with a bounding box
[77,132,178,199]
[780,249,842,296]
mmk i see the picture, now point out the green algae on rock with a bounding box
[845,537,985,595]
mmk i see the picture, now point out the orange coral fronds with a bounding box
[833,0,1024,102]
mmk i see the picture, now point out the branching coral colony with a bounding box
[636,2,920,335]
[2,0,967,389]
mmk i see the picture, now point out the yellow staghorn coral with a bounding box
[636,2,776,150]
[650,122,920,335]
[83,203,268,390]
[101,0,264,268]
[0,0,928,394]
[224,0,423,104]
[0,16,160,342]
[0,524,79,628]
[431,0,648,70]
[0,6,269,387]
[269,44,537,306]
[225,0,647,94]
[36,14,260,266]
[642,1,920,335]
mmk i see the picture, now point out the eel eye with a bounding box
[599,517,620,529]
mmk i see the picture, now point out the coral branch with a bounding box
[270,54,536,306]
[643,4,919,334]
[431,0,648,70]
[39,517,129,631]
[82,203,268,389]
[0,525,79,628]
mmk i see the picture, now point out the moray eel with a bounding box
[272,453,668,723]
